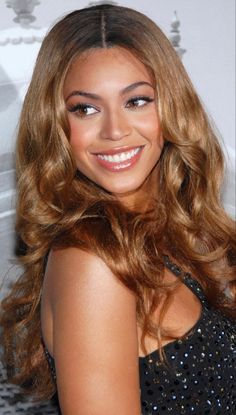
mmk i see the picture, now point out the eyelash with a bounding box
[67,96,154,118]
[126,96,154,108]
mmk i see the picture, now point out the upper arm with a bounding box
[45,247,141,415]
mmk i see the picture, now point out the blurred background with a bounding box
[0,0,235,296]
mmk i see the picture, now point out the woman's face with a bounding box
[64,47,164,207]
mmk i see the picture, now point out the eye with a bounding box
[126,96,154,109]
[67,103,98,118]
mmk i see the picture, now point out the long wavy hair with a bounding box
[0,3,235,402]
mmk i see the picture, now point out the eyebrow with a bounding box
[65,81,155,102]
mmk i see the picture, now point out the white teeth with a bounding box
[97,147,141,163]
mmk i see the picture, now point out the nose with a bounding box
[100,108,132,141]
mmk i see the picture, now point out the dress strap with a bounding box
[163,255,208,306]
[42,338,57,382]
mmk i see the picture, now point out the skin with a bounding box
[64,47,164,210]
[41,47,202,414]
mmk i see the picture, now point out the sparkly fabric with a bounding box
[139,257,236,414]
[43,258,236,414]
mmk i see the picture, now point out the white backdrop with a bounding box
[0,0,235,291]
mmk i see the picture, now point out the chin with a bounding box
[101,179,145,196]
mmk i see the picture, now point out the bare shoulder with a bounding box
[45,247,137,316]
[43,247,140,414]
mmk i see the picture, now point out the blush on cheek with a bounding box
[69,128,84,150]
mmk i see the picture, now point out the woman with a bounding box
[0,4,235,414]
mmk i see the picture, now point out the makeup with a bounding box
[94,146,144,172]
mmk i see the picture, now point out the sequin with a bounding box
[139,257,236,414]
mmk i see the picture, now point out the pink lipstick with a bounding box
[93,145,144,172]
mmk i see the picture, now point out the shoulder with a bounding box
[44,247,138,338]
[45,247,136,307]
[43,247,140,413]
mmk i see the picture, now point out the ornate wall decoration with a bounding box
[0,0,45,46]
[6,0,40,25]
[169,11,186,58]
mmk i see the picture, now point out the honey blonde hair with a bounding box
[1,4,235,401]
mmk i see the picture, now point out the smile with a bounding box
[94,146,144,172]
[97,147,141,163]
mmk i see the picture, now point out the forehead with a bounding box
[64,47,154,91]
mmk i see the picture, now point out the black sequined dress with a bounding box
[43,257,236,414]
[139,257,236,414]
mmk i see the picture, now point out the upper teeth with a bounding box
[97,147,141,163]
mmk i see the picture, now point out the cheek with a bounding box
[68,118,93,154]
[136,114,163,147]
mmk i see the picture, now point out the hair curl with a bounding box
[1,3,235,402]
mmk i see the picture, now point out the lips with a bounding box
[93,146,144,172]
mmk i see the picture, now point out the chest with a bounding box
[138,272,202,357]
